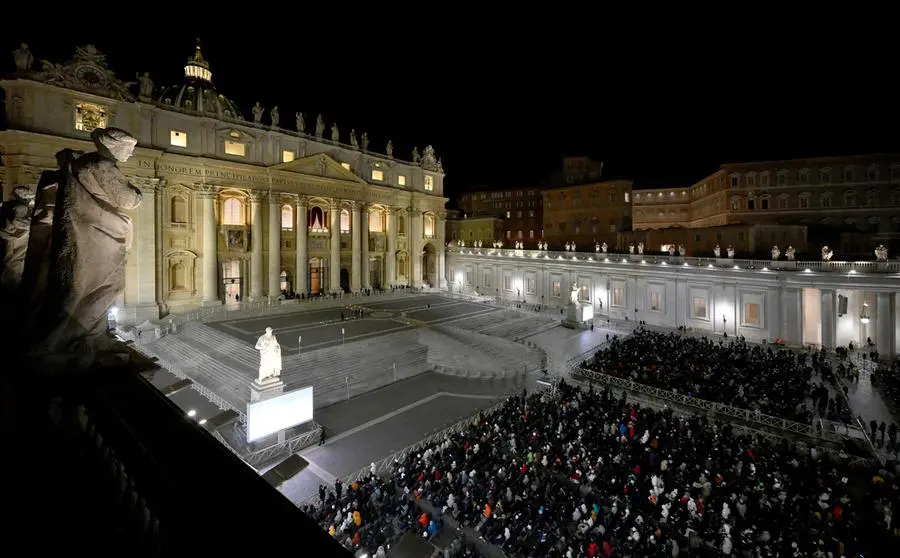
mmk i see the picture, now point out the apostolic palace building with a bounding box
[0,43,448,324]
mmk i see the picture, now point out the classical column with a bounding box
[351,202,362,292]
[330,202,341,294]
[876,292,895,358]
[437,211,447,289]
[296,196,308,295]
[410,208,422,286]
[820,288,837,349]
[131,178,164,318]
[385,208,396,286]
[200,186,221,306]
[249,193,264,300]
[361,204,370,290]
[268,194,281,298]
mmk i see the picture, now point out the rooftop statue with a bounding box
[331,123,340,143]
[875,244,889,262]
[412,147,420,164]
[270,106,280,127]
[361,132,369,152]
[13,43,33,72]
[39,128,143,353]
[137,71,154,99]
[350,129,358,149]
[252,102,264,124]
[386,140,393,158]
[0,186,34,294]
[315,114,325,137]
[295,112,305,133]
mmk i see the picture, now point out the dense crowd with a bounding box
[584,331,853,426]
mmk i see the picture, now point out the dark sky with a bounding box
[6,5,898,196]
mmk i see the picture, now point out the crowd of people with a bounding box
[584,330,854,426]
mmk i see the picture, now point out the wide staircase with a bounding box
[428,323,544,374]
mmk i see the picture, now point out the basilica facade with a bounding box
[1,44,448,323]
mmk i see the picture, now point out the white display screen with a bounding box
[246,386,314,442]
[581,305,594,322]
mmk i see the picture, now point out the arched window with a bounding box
[171,195,187,224]
[170,262,186,290]
[281,204,293,229]
[309,206,327,232]
[368,210,383,232]
[340,209,351,233]
[423,213,435,238]
[222,198,243,225]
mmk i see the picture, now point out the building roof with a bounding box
[154,42,244,120]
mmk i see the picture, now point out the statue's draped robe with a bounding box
[21,168,66,332]
[0,202,30,291]
[255,334,282,381]
[42,153,142,349]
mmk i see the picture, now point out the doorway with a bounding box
[422,243,437,287]
[340,268,350,293]
[222,260,242,301]
[310,258,325,295]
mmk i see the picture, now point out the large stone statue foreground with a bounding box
[28,128,143,355]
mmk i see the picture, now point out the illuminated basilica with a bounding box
[1,43,448,323]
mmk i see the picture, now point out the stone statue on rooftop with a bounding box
[412,147,421,164]
[350,129,358,149]
[13,43,33,72]
[727,245,735,258]
[255,327,282,383]
[713,244,721,258]
[875,244,888,262]
[601,242,607,254]
[361,132,369,152]
[821,245,833,261]
[315,114,325,137]
[771,245,780,260]
[386,140,393,158]
[637,242,644,255]
[252,102,264,124]
[295,112,305,133]
[0,186,34,294]
[629,243,635,255]
[331,123,340,142]
[137,72,154,99]
[678,244,686,256]
[270,106,280,127]
[785,245,796,260]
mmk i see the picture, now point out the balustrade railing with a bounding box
[450,248,899,273]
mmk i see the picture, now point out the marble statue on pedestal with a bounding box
[713,244,721,258]
[0,186,34,293]
[361,132,369,152]
[255,327,282,382]
[595,242,600,252]
[315,114,325,137]
[386,140,393,158]
[668,245,676,256]
[601,242,607,254]
[39,128,143,352]
[571,242,577,252]
[350,129,358,149]
[270,106,280,127]
[637,242,644,255]
[252,102,264,124]
[13,43,33,72]
[331,123,340,142]
[821,245,833,261]
[678,244,686,256]
[727,246,735,258]
[785,246,796,261]
[875,244,888,262]
[295,112,305,133]
[629,243,635,255]
[565,242,571,252]
[771,245,780,260]
[570,282,579,305]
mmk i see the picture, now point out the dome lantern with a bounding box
[184,39,212,83]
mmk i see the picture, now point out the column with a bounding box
[329,202,341,294]
[386,208,396,286]
[361,205,370,289]
[820,288,837,349]
[436,212,447,289]
[249,193,264,300]
[268,195,281,298]
[351,202,362,292]
[134,178,163,318]
[410,208,422,286]
[201,187,221,306]
[876,292,895,358]
[295,196,308,295]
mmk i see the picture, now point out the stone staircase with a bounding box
[427,323,544,377]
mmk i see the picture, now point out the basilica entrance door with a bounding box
[222,260,242,301]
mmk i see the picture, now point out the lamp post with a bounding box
[298,335,302,355]
[341,327,345,345]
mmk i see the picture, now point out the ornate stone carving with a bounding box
[0,186,35,294]
[252,102,264,124]
[315,114,325,137]
[247,191,266,203]
[270,106,280,127]
[412,147,421,164]
[386,140,393,158]
[421,145,441,172]
[771,245,780,260]
[13,43,33,72]
[39,128,143,352]
[33,45,135,101]
[295,112,305,133]
[137,72,154,99]
[296,195,309,208]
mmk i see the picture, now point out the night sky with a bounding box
[6,5,898,197]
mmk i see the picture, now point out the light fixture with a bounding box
[860,301,871,324]
[199,419,207,425]
[187,409,197,418]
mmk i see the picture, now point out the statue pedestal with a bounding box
[250,377,284,403]
[562,303,593,329]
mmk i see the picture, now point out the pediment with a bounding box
[270,153,365,184]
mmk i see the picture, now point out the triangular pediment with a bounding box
[270,153,365,184]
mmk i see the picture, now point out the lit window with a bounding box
[529,230,534,239]
[778,197,788,209]
[281,205,293,229]
[74,102,108,132]
[552,281,561,297]
[398,175,407,186]
[222,198,243,225]
[504,275,512,291]
[505,230,510,239]
[424,214,435,238]
[799,196,810,209]
[224,141,245,156]
[368,210,383,232]
[424,175,434,191]
[371,169,384,181]
[613,288,624,307]
[170,130,188,147]
[229,130,241,138]
[625,192,630,203]
[730,176,739,187]
[282,150,295,163]
[506,211,511,218]
[692,297,707,319]
[340,210,350,233]
[341,162,351,171]
[526,277,535,294]
[744,303,760,326]
[650,292,661,311]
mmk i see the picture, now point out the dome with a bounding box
[154,42,244,120]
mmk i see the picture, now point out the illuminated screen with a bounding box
[246,386,314,442]
[581,305,594,322]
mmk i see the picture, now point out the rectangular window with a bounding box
[744,302,760,326]
[650,292,661,312]
[551,281,561,297]
[504,275,512,291]
[694,233,701,242]
[821,197,832,208]
[844,169,853,181]
[613,288,624,307]
[506,211,511,218]
[692,297,707,319]
[778,197,788,209]
[526,277,536,294]
[224,141,246,156]
[341,162,352,171]
[730,176,739,187]
[761,199,769,210]
[371,169,384,181]
[761,174,769,186]
[424,175,434,191]
[799,197,810,209]
[625,192,630,203]
[170,130,188,147]
[777,174,786,185]
[398,175,407,186]
[505,230,511,239]
[75,102,108,132]
[747,199,755,210]
[529,230,534,239]
[281,150,295,163]
[465,271,473,285]
[483,271,491,287]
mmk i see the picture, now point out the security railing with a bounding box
[450,247,900,273]
[572,367,861,444]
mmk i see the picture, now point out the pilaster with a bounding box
[249,191,265,300]
[410,208,423,287]
[820,288,837,349]
[361,204,370,289]
[267,193,281,298]
[351,202,362,292]
[876,292,895,358]
[385,207,397,286]
[198,184,222,307]
[329,201,341,294]
[131,177,164,319]
[296,196,308,295]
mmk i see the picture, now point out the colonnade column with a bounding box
[386,208,396,287]
[329,202,341,294]
[820,288,837,349]
[351,202,362,292]
[268,194,281,299]
[295,196,308,295]
[410,208,422,286]
[437,212,446,289]
[876,292,895,357]
[201,187,221,305]
[249,193,264,300]
[361,205,370,290]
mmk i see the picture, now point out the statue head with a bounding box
[91,127,137,163]
[265,327,273,335]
